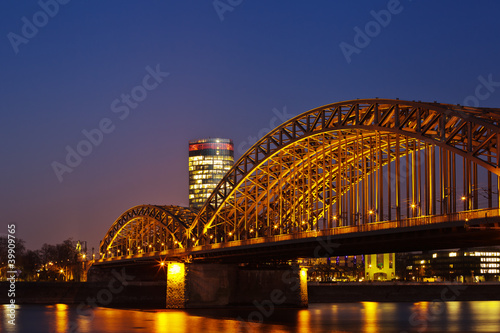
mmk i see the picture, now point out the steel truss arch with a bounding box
[100,205,196,256]
[188,99,500,245]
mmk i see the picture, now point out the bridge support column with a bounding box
[299,267,308,307]
[166,262,186,309]
[167,263,307,308]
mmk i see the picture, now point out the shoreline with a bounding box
[308,282,500,303]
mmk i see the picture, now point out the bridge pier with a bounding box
[166,263,186,309]
[166,263,308,309]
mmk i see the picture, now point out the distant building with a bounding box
[299,256,365,282]
[365,253,396,281]
[400,248,500,282]
[188,138,234,210]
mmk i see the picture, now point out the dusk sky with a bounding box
[2,0,500,253]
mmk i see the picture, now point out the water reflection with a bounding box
[446,301,461,332]
[297,309,311,332]
[155,311,187,333]
[1,301,500,333]
[2,304,18,333]
[362,302,378,333]
[469,301,500,332]
[54,304,68,333]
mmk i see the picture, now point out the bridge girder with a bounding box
[100,205,196,257]
[187,99,500,246]
[99,99,500,259]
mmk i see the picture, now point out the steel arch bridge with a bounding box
[100,205,197,258]
[99,99,500,260]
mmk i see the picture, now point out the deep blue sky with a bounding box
[1,0,500,252]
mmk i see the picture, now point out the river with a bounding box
[1,301,500,332]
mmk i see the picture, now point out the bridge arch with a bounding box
[188,99,500,246]
[100,205,196,257]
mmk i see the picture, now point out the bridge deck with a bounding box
[94,208,500,265]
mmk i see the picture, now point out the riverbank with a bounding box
[0,281,166,308]
[308,282,500,303]
[2,282,500,306]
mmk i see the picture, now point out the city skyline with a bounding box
[2,1,500,255]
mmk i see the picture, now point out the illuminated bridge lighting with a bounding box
[98,99,500,260]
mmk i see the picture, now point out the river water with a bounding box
[1,301,500,333]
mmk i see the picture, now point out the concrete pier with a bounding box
[86,262,308,308]
[166,263,308,308]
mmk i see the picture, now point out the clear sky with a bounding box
[1,0,500,252]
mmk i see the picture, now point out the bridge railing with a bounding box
[98,207,500,262]
[191,207,500,253]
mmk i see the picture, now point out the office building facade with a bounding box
[365,253,396,281]
[399,248,500,282]
[189,138,234,210]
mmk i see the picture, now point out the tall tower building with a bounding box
[189,138,234,210]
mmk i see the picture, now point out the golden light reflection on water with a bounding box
[412,301,429,317]
[361,302,378,333]
[469,301,500,331]
[155,311,187,333]
[446,301,461,332]
[54,304,68,333]
[100,307,122,330]
[153,309,295,333]
[76,312,92,333]
[297,309,311,332]
[2,304,19,333]
[4,301,500,333]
